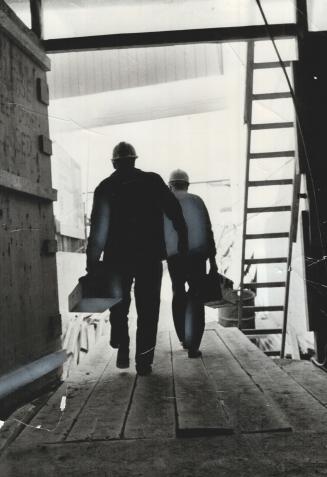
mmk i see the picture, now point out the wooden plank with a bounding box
[277,359,327,406]
[124,331,175,439]
[0,434,262,477]
[67,343,136,441]
[214,325,327,431]
[201,330,292,433]
[171,332,233,437]
[15,339,113,444]
[43,23,298,54]
[0,169,57,202]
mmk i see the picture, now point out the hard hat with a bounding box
[112,142,138,160]
[169,169,189,184]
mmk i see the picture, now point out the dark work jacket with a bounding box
[86,168,188,269]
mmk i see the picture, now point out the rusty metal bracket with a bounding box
[42,239,57,255]
[39,135,52,156]
[36,78,49,105]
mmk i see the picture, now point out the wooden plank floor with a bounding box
[276,358,327,406]
[212,324,327,431]
[171,332,233,436]
[201,329,292,433]
[2,324,327,476]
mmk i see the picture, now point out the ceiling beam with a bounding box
[43,23,298,53]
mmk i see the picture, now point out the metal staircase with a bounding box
[238,41,301,358]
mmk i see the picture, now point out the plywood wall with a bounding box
[0,4,61,377]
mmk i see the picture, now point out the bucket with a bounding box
[218,289,255,329]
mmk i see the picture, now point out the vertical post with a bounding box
[294,0,327,362]
[30,0,43,39]
[296,0,309,37]
[280,158,300,358]
[238,40,254,330]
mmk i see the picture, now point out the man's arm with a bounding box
[156,175,188,254]
[201,199,217,271]
[86,187,110,272]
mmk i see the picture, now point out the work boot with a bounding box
[188,349,202,359]
[110,326,121,349]
[116,335,130,369]
[116,345,130,369]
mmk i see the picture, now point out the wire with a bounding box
[255,0,327,276]
[0,381,70,434]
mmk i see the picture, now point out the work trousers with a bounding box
[108,256,163,366]
[167,255,206,351]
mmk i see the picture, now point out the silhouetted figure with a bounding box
[165,169,217,358]
[87,143,188,376]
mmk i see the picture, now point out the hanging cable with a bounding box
[255,0,327,276]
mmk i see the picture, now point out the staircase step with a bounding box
[247,205,292,213]
[253,61,291,69]
[248,179,293,187]
[250,122,294,130]
[242,305,284,312]
[243,328,283,335]
[265,351,281,357]
[245,232,289,239]
[244,282,286,288]
[250,151,295,159]
[252,92,292,100]
[244,257,287,264]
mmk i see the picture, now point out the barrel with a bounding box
[218,289,255,329]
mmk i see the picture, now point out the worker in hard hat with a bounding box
[86,142,188,376]
[165,169,217,358]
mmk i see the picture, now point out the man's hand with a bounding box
[86,261,99,277]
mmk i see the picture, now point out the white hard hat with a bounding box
[169,169,189,184]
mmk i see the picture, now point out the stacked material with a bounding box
[62,311,110,377]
